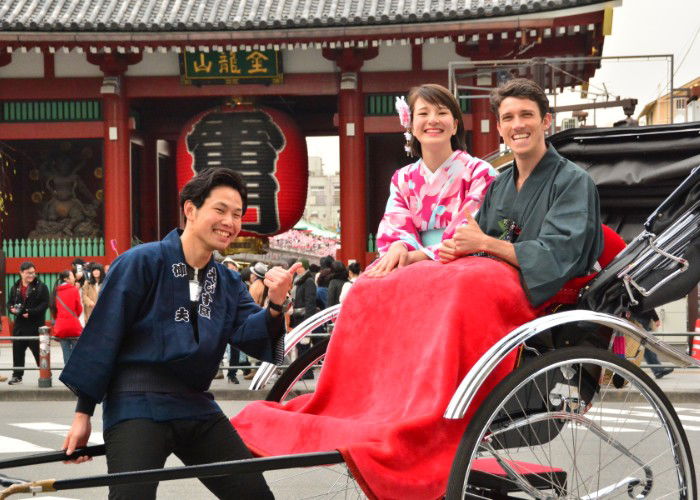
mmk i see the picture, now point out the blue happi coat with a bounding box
[60,229,283,429]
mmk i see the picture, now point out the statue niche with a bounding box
[28,146,102,239]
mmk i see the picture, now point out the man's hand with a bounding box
[453,212,487,256]
[264,263,301,314]
[62,413,92,464]
[21,312,28,318]
[438,239,459,263]
[366,241,409,278]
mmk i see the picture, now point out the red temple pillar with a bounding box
[471,93,500,159]
[323,48,377,266]
[88,54,141,258]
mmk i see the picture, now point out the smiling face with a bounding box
[411,97,458,152]
[496,97,551,160]
[183,186,243,253]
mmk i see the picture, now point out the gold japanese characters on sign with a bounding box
[180,50,283,85]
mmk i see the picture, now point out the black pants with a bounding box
[104,414,274,500]
[11,337,39,379]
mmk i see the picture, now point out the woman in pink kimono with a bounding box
[368,83,496,277]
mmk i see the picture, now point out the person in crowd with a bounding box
[239,265,252,289]
[244,262,272,380]
[222,256,239,273]
[639,309,674,379]
[51,270,83,363]
[438,78,602,307]
[6,261,49,385]
[316,266,331,310]
[291,259,317,324]
[308,263,320,279]
[248,262,268,306]
[339,261,361,304]
[290,259,318,378]
[315,256,333,309]
[81,263,105,323]
[221,256,247,383]
[367,84,496,277]
[60,167,297,499]
[327,260,349,308]
[71,258,87,289]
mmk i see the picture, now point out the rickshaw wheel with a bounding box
[446,347,696,500]
[266,337,330,403]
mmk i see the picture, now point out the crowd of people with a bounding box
[2,258,107,385]
[269,229,338,257]
[219,255,361,383]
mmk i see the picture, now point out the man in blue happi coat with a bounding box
[60,167,298,499]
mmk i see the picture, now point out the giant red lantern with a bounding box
[176,104,308,237]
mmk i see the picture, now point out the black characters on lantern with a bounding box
[185,110,285,234]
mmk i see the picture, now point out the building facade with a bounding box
[303,156,340,231]
[0,0,618,290]
[638,77,700,126]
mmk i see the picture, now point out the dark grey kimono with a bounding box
[477,144,603,307]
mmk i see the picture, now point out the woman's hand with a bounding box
[366,241,409,278]
[62,413,93,464]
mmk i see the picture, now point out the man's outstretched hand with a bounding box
[265,262,301,311]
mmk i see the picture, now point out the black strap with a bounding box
[56,294,79,320]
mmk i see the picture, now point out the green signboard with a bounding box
[180,50,283,85]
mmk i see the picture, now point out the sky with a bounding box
[307,0,700,174]
[554,0,700,126]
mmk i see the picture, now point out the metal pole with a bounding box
[37,326,51,388]
[670,54,674,124]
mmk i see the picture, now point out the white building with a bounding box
[304,156,340,231]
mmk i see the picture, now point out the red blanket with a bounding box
[232,257,536,499]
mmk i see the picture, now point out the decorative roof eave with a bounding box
[0,3,612,50]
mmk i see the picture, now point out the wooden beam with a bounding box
[126,73,339,98]
[5,256,111,274]
[0,121,103,139]
[0,78,102,99]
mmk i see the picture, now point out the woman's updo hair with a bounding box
[406,83,466,158]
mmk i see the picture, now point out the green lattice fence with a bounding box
[1,237,104,258]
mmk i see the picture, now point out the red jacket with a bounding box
[53,283,83,338]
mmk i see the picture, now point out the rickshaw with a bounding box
[2,122,700,499]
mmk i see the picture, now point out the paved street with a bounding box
[1,400,700,499]
[3,344,700,498]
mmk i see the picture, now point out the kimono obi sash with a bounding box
[420,228,445,247]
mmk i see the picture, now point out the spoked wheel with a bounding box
[266,336,330,403]
[446,347,696,500]
[264,336,367,498]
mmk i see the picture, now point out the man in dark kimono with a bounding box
[439,78,602,306]
[60,168,298,499]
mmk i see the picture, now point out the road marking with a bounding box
[0,435,52,453]
[10,422,104,444]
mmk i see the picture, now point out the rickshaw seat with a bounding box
[539,225,626,310]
